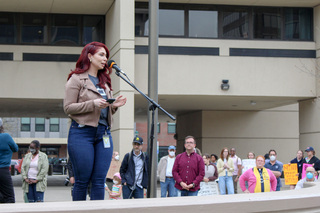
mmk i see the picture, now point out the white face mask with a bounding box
[269,155,276,161]
[114,155,120,161]
[113,180,119,184]
[169,151,175,157]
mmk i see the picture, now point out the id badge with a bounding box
[103,135,111,148]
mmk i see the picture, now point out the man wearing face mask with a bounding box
[295,166,318,190]
[158,145,177,197]
[264,149,283,191]
[106,151,121,191]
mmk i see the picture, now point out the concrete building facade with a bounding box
[0,0,320,163]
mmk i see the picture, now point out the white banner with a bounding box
[198,181,219,196]
[242,159,256,174]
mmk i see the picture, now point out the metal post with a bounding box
[147,0,159,198]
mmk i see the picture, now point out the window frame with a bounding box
[134,2,313,41]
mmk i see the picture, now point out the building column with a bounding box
[176,111,203,154]
[105,0,135,159]
[299,5,320,152]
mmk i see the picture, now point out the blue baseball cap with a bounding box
[305,147,314,152]
[168,145,176,150]
[133,136,143,145]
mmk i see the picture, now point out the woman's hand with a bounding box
[112,95,127,108]
[203,177,209,183]
[70,177,75,184]
[94,98,109,109]
[30,179,38,184]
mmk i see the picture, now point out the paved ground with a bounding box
[12,175,161,203]
[11,174,289,203]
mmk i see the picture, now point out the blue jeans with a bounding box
[122,185,144,199]
[68,120,113,201]
[160,177,177,197]
[27,183,44,202]
[218,176,234,195]
[180,190,198,196]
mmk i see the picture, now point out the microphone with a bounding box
[107,60,126,75]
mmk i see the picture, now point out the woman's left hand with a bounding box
[112,95,127,108]
[29,179,38,184]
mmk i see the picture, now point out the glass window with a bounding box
[253,8,282,39]
[158,146,169,162]
[157,123,160,134]
[51,15,80,45]
[135,8,149,36]
[35,118,45,132]
[189,10,218,38]
[49,118,59,132]
[159,9,184,36]
[284,8,312,41]
[167,123,176,134]
[0,13,17,44]
[21,14,47,43]
[222,8,249,38]
[21,117,30,132]
[83,16,105,45]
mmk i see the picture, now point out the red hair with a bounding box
[220,147,229,160]
[67,42,112,90]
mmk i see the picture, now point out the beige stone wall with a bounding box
[106,0,135,159]
[177,104,299,163]
[135,38,316,98]
[299,5,320,155]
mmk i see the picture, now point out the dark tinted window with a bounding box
[135,4,313,41]
[51,15,80,45]
[254,8,282,39]
[284,8,312,40]
[21,117,30,132]
[222,8,249,38]
[83,16,105,45]
[21,14,47,43]
[35,118,45,132]
[0,13,17,44]
[135,8,149,36]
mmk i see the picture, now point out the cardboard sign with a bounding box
[242,159,256,174]
[283,164,298,185]
[301,163,313,179]
[106,160,121,179]
[198,181,219,196]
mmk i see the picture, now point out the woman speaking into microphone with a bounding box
[64,42,126,201]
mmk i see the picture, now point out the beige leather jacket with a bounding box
[64,71,117,127]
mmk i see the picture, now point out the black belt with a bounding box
[166,176,173,178]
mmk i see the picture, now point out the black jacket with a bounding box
[120,151,149,189]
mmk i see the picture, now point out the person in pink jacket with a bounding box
[239,155,277,193]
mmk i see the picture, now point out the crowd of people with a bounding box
[2,121,320,203]
[1,41,320,203]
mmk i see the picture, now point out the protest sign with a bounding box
[198,181,219,196]
[283,163,298,185]
[242,159,256,174]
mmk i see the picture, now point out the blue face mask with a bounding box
[306,172,314,179]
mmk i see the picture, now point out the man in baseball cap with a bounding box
[158,145,177,197]
[120,136,149,199]
[303,146,319,167]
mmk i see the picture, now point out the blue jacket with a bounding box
[120,151,149,189]
[0,133,18,168]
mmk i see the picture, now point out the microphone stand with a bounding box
[114,70,176,198]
